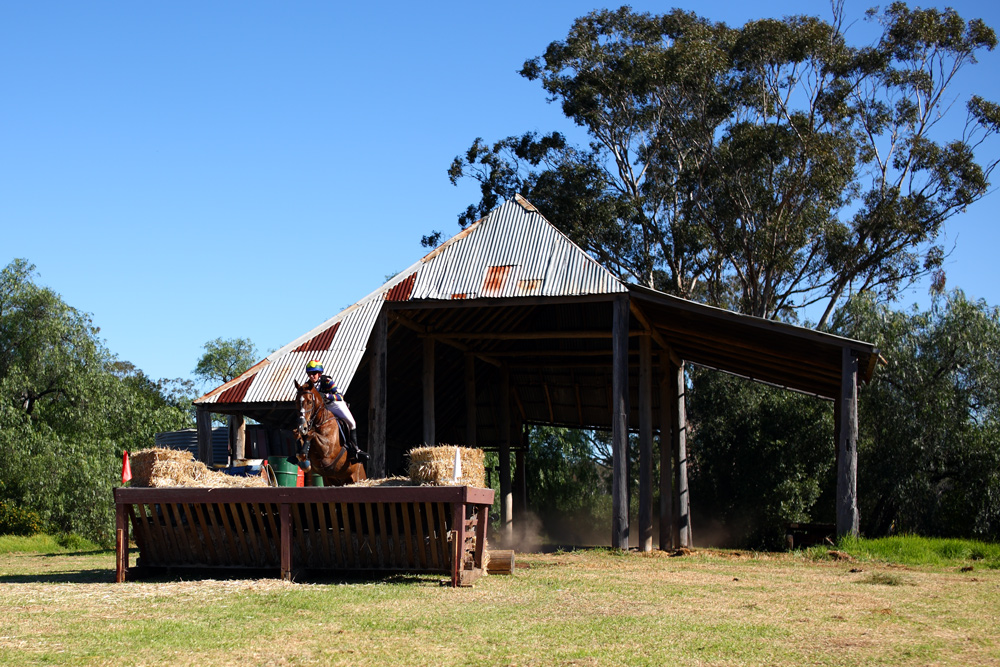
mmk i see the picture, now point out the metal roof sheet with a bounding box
[196,196,625,406]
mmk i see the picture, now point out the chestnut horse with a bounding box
[292,379,366,486]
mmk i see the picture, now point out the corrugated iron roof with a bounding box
[196,196,625,406]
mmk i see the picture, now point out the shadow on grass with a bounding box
[0,569,116,584]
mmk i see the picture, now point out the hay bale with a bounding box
[407,445,485,488]
[129,448,268,488]
[351,476,420,487]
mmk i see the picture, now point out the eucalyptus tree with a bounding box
[0,259,191,543]
[447,3,999,325]
[832,291,1000,539]
[193,336,258,387]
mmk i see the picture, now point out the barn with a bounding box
[194,195,879,550]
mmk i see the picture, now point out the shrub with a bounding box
[0,500,44,536]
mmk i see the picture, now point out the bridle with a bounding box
[296,383,348,469]
[297,386,330,435]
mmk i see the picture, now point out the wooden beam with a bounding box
[391,311,502,368]
[229,414,245,462]
[575,382,583,426]
[611,294,630,549]
[369,307,387,478]
[836,347,860,537]
[671,361,691,548]
[515,446,526,516]
[481,349,644,358]
[429,330,646,341]
[511,384,526,422]
[639,333,653,552]
[543,383,554,423]
[464,353,476,448]
[500,366,513,545]
[659,372,674,551]
[423,337,435,447]
[653,318,840,378]
[630,300,682,366]
[196,405,213,466]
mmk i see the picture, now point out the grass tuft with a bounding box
[830,535,1000,568]
[859,571,908,586]
[0,532,101,553]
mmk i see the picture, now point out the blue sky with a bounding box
[3,0,999,388]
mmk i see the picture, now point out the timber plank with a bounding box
[227,503,252,564]
[239,503,263,566]
[316,502,332,565]
[328,502,344,566]
[303,501,318,567]
[340,503,356,566]
[192,504,219,565]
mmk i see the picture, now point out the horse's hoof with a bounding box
[298,460,311,471]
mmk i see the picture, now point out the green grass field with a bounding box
[1,536,998,666]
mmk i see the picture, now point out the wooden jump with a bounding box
[114,485,494,587]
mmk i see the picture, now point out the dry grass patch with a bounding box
[1,547,998,666]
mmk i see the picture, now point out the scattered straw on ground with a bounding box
[129,448,268,488]
[407,445,485,488]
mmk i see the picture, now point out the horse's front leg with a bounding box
[294,432,314,470]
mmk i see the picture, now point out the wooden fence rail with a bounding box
[115,486,494,587]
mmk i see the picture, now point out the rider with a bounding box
[304,360,369,464]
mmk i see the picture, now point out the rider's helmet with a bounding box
[305,360,324,374]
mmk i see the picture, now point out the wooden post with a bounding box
[465,353,476,447]
[836,347,860,538]
[611,294,630,550]
[671,361,691,548]
[514,432,527,516]
[115,494,127,582]
[423,337,435,447]
[280,502,292,581]
[369,307,387,478]
[196,405,213,466]
[451,502,466,587]
[639,333,653,552]
[499,366,513,545]
[659,372,674,550]
[229,414,245,463]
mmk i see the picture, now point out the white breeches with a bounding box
[326,398,356,430]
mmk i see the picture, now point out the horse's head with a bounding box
[293,379,323,437]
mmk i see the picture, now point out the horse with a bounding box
[292,379,367,486]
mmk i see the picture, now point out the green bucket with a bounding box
[267,456,300,487]
[310,473,324,487]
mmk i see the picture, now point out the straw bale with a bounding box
[351,476,421,487]
[407,445,486,488]
[128,447,268,488]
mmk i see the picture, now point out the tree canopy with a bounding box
[833,291,1000,539]
[193,337,258,387]
[447,2,999,326]
[0,259,192,543]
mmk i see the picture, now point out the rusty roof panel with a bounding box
[293,321,340,352]
[197,198,622,406]
[385,272,417,301]
[411,200,625,301]
[217,375,253,403]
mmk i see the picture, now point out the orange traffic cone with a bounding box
[121,451,132,484]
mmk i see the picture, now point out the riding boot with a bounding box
[349,428,369,464]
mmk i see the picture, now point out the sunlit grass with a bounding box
[0,533,101,553]
[826,535,1000,568]
[2,535,999,665]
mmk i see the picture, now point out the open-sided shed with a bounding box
[195,196,878,548]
